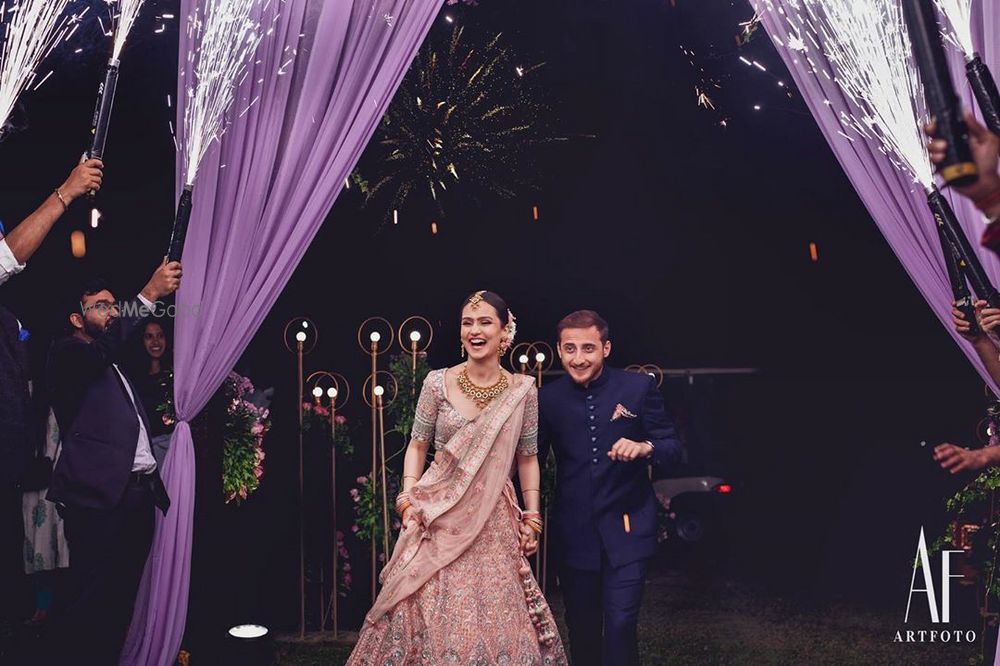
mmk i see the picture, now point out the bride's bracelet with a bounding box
[395,492,413,516]
[521,511,543,534]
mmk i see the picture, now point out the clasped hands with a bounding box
[608,437,654,462]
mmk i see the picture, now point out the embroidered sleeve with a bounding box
[517,384,539,456]
[411,369,442,443]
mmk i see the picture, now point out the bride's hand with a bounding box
[401,506,417,531]
[519,523,538,556]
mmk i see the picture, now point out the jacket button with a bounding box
[591,436,597,442]
[586,395,593,401]
[588,404,595,411]
[591,447,598,453]
[592,458,598,464]
[589,415,595,421]
[589,425,596,432]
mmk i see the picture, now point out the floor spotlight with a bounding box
[224,624,273,666]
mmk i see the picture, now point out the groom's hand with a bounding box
[608,438,654,462]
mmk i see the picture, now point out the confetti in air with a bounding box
[0,0,75,132]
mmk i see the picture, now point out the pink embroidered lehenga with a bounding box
[347,369,568,665]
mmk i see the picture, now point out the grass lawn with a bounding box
[272,563,985,665]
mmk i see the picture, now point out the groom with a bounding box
[538,309,682,666]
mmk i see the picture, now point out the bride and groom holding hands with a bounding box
[348,291,683,666]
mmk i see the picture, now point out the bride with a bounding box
[347,290,567,664]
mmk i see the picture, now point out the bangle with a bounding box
[522,489,540,494]
[404,475,420,481]
[54,188,68,211]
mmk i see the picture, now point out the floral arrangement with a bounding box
[157,371,176,426]
[932,401,1000,601]
[222,372,270,504]
[302,402,354,458]
[335,530,352,596]
[350,473,401,557]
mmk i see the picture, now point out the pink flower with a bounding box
[336,530,345,540]
[356,476,367,484]
[335,415,347,425]
[342,563,351,572]
[239,487,248,500]
[349,488,359,499]
[251,423,264,435]
[254,466,264,479]
[303,402,313,412]
[351,525,359,533]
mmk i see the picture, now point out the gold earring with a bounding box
[460,342,466,358]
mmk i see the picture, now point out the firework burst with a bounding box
[356,25,558,224]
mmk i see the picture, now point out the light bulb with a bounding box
[370,331,381,343]
[327,387,337,398]
[312,386,323,398]
[295,331,306,342]
[374,385,385,397]
[410,330,421,342]
[519,354,529,364]
[535,352,545,363]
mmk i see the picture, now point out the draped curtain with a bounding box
[754,0,1000,394]
[121,2,442,663]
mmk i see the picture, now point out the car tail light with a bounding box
[715,483,732,494]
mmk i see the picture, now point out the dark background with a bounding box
[0,0,988,644]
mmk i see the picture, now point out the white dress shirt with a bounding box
[0,237,25,286]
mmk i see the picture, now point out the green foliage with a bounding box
[933,465,1000,601]
[386,352,432,440]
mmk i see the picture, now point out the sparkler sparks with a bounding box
[110,0,146,61]
[0,0,74,132]
[181,0,263,186]
[791,0,934,187]
[933,0,974,58]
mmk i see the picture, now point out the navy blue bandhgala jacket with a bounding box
[538,367,682,571]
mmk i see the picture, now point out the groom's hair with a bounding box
[557,310,609,343]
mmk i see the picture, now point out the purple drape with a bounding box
[754,0,1000,393]
[120,2,442,664]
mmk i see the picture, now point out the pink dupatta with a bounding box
[365,374,535,625]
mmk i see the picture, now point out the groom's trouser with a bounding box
[560,553,648,666]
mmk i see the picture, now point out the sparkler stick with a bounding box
[793,0,1000,315]
[87,0,145,166]
[934,0,1000,135]
[0,0,73,135]
[938,228,979,336]
[167,0,261,262]
[902,0,977,187]
[928,186,1000,307]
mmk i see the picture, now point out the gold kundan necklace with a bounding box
[457,365,509,409]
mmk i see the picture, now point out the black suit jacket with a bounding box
[0,304,31,488]
[538,367,682,570]
[46,300,169,513]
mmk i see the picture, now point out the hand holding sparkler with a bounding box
[926,113,1000,212]
[902,0,977,187]
[60,157,104,202]
[139,259,183,302]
